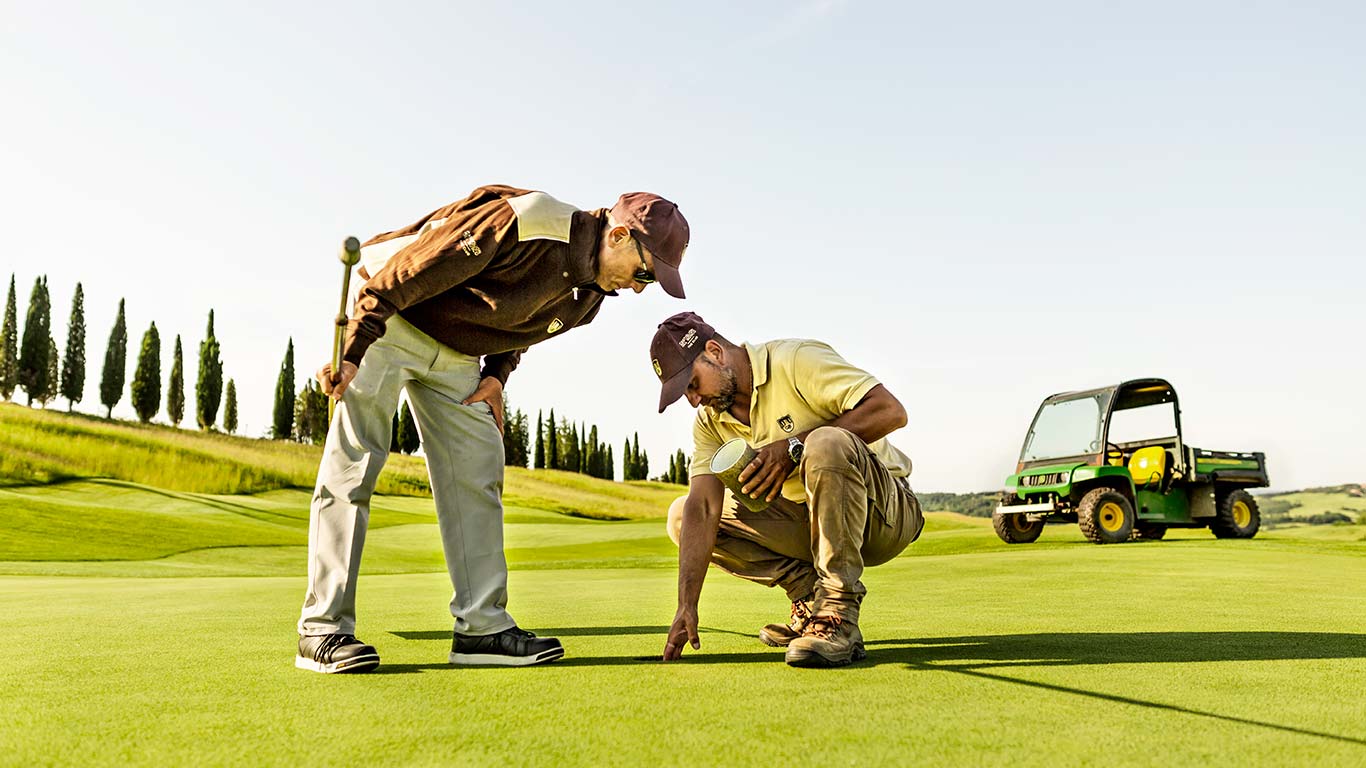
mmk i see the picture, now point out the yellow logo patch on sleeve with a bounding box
[547,318,564,334]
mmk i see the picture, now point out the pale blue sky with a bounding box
[3,1,1363,491]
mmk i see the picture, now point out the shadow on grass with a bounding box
[390,625,752,641]
[862,631,1366,748]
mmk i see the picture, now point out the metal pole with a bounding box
[329,236,362,423]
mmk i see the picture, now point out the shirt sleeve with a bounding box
[341,203,515,366]
[690,413,724,478]
[791,341,881,416]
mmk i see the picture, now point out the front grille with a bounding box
[1021,472,1067,487]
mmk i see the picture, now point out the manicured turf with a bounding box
[4,478,1365,766]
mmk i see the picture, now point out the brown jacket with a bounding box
[344,185,613,384]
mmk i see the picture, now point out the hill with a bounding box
[0,402,682,520]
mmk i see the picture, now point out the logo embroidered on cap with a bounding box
[652,359,663,378]
[547,318,564,333]
[680,329,699,348]
[778,415,794,433]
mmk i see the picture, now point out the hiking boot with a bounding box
[450,626,565,666]
[759,597,814,647]
[295,633,380,674]
[784,615,865,668]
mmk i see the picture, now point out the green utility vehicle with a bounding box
[994,378,1268,544]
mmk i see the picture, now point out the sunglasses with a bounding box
[632,237,657,285]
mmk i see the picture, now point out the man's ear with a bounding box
[607,225,631,247]
[704,339,726,362]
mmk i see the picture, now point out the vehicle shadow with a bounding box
[863,630,1366,668]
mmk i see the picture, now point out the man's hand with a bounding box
[462,376,505,434]
[317,362,359,400]
[738,440,796,502]
[663,605,701,661]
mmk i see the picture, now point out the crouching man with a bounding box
[651,312,923,667]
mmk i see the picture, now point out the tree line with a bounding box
[3,272,692,485]
[0,275,236,431]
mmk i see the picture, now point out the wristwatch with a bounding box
[787,437,804,463]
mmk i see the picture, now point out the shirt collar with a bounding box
[707,342,768,426]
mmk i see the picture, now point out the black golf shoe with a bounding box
[295,633,380,674]
[450,626,564,666]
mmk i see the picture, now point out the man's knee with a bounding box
[666,495,687,546]
[802,427,859,469]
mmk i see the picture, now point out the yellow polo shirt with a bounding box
[690,339,912,503]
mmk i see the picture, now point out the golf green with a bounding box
[5,489,1365,766]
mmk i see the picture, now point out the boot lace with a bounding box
[803,615,843,640]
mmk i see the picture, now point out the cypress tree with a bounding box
[196,310,223,430]
[546,408,559,469]
[391,410,400,453]
[293,381,328,445]
[631,433,643,480]
[398,401,420,454]
[607,444,615,481]
[99,299,127,418]
[0,274,17,401]
[224,379,238,434]
[18,276,52,406]
[272,338,295,439]
[59,282,85,410]
[130,322,161,423]
[42,336,59,407]
[566,423,580,474]
[534,411,545,469]
[588,425,600,478]
[166,335,185,426]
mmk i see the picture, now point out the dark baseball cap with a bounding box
[651,312,715,412]
[610,192,689,299]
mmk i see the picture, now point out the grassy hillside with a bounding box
[0,402,682,519]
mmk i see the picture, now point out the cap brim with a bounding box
[654,259,685,299]
[657,365,691,413]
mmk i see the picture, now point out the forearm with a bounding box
[676,491,721,610]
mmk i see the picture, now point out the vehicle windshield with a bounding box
[1021,392,1110,461]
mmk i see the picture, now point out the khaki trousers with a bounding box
[297,316,513,637]
[675,427,923,624]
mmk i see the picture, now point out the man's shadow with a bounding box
[380,628,1366,746]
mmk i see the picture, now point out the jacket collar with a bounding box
[567,209,614,296]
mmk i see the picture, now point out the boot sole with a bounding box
[449,647,565,666]
[294,653,380,674]
[784,642,866,668]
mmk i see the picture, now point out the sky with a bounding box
[2,1,1363,492]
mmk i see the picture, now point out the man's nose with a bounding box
[631,281,646,294]
[686,392,701,408]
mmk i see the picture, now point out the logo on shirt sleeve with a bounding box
[778,415,794,433]
[547,318,564,334]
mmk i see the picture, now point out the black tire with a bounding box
[1076,487,1135,544]
[994,513,1044,544]
[1210,488,1260,539]
[1133,524,1168,541]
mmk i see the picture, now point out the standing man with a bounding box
[297,185,689,673]
[651,312,922,668]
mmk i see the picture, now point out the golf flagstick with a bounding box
[329,236,362,423]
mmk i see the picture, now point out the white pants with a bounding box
[297,316,514,637]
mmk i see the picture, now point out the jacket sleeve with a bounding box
[480,349,524,385]
[341,200,517,366]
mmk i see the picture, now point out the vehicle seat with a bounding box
[1128,446,1166,490]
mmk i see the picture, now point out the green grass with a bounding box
[3,405,1364,764]
[3,476,1365,765]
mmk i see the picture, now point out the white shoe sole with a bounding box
[448,646,565,667]
[294,653,380,674]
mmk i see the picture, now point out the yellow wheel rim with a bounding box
[1232,500,1251,528]
[1011,516,1032,533]
[1099,502,1125,532]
